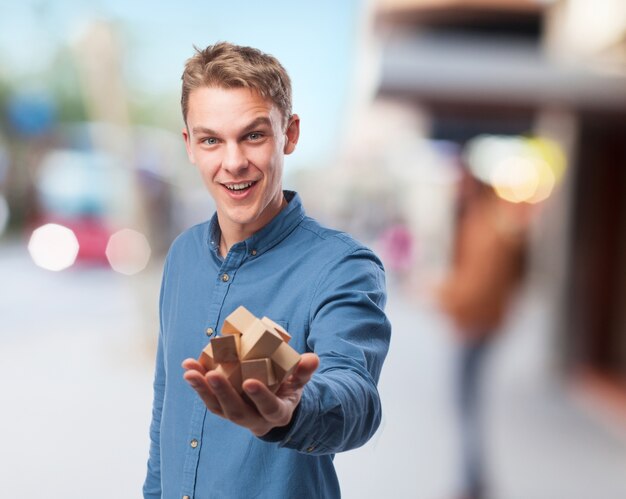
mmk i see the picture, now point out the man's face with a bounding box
[183,86,299,239]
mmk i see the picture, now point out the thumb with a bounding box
[291,353,319,386]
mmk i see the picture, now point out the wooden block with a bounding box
[223,305,257,335]
[241,358,276,386]
[215,362,242,393]
[241,319,283,360]
[198,343,215,371]
[211,334,240,363]
[261,316,291,343]
[271,342,301,383]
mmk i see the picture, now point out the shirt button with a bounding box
[251,249,257,256]
[190,439,199,448]
[206,327,214,336]
[183,496,190,499]
[221,273,229,282]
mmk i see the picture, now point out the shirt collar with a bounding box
[207,190,305,258]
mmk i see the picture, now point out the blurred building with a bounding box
[336,0,626,418]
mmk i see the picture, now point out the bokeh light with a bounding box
[465,135,566,204]
[105,228,151,275]
[491,156,540,203]
[28,223,80,271]
[527,136,567,183]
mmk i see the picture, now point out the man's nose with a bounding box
[222,142,248,174]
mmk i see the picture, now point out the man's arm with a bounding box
[261,247,391,454]
[143,256,171,499]
[143,331,165,499]
[183,246,390,454]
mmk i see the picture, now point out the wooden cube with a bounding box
[198,342,215,371]
[241,358,276,386]
[261,316,291,343]
[271,342,301,383]
[241,319,283,360]
[215,362,242,393]
[223,305,257,335]
[211,334,241,363]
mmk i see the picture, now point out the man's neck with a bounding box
[218,196,288,257]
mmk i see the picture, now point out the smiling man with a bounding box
[143,42,391,499]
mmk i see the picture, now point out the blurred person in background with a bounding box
[143,42,391,499]
[437,165,532,499]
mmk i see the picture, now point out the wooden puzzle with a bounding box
[198,305,301,394]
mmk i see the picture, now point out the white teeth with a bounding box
[226,182,253,191]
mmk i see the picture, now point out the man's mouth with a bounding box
[224,181,256,192]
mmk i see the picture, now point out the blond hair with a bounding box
[181,41,292,126]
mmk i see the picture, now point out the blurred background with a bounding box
[1,0,625,498]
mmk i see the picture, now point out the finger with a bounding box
[182,358,207,375]
[205,370,257,425]
[242,379,299,436]
[242,379,284,421]
[183,369,223,416]
[288,353,319,389]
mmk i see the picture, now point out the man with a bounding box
[143,42,391,499]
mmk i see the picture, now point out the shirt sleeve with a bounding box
[143,259,170,498]
[261,246,391,455]
[143,332,165,498]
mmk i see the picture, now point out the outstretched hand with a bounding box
[182,353,319,436]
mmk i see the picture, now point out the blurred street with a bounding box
[2,240,626,499]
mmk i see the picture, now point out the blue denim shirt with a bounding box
[143,191,391,499]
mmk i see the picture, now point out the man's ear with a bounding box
[182,127,195,164]
[283,114,300,155]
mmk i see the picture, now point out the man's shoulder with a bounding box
[296,216,376,258]
[292,216,387,299]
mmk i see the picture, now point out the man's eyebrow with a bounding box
[241,117,272,132]
[191,126,219,137]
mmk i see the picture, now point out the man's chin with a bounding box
[220,208,259,228]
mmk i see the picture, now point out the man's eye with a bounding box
[203,137,218,145]
[247,132,262,141]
